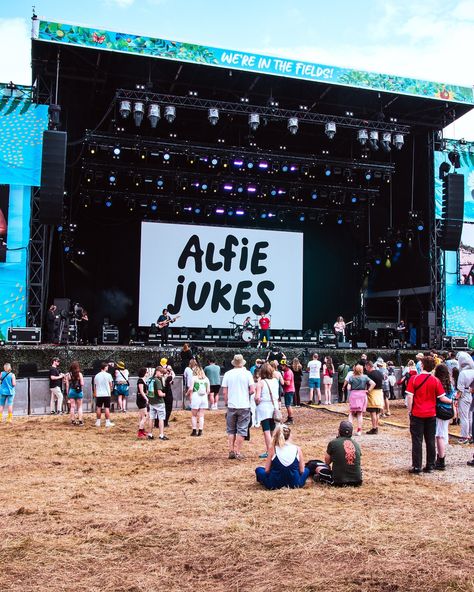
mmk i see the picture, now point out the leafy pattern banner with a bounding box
[35,20,474,104]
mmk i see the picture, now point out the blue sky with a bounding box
[1,0,473,137]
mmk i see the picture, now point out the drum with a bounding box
[242,329,254,342]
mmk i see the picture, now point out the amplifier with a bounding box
[337,341,352,349]
[8,327,41,344]
[452,337,467,349]
[102,327,119,344]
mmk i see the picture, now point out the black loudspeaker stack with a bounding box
[39,130,67,225]
[439,173,464,251]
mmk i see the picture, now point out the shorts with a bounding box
[116,384,129,396]
[436,417,449,441]
[209,384,221,395]
[95,396,111,408]
[309,378,320,389]
[68,389,83,400]
[383,390,390,400]
[323,376,333,386]
[191,392,209,410]
[284,392,294,407]
[260,417,276,432]
[136,396,148,410]
[0,394,14,406]
[226,407,251,437]
[149,403,166,421]
[366,407,381,414]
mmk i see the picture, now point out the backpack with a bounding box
[147,377,156,399]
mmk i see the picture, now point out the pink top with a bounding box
[283,367,295,393]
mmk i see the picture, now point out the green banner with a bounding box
[34,19,474,105]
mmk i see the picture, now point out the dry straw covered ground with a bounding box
[0,402,473,592]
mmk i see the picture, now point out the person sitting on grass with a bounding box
[255,424,310,490]
[311,421,362,487]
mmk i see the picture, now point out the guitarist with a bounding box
[334,316,349,343]
[157,308,176,346]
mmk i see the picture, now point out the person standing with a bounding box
[282,362,295,424]
[322,356,334,405]
[365,360,384,434]
[333,316,346,343]
[93,362,114,428]
[147,366,169,440]
[115,361,130,413]
[157,308,175,346]
[49,357,64,415]
[183,359,196,410]
[405,355,446,474]
[189,365,210,436]
[307,353,322,405]
[222,354,255,460]
[456,352,474,444]
[347,365,375,436]
[337,360,351,403]
[254,362,281,458]
[160,358,175,427]
[433,363,456,470]
[45,305,57,343]
[291,358,303,407]
[0,363,16,423]
[65,361,85,426]
[136,368,149,440]
[204,358,221,410]
[257,311,271,348]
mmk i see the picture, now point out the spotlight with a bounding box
[396,239,403,249]
[247,161,254,169]
[325,121,336,139]
[223,184,233,191]
[227,209,234,216]
[311,191,318,200]
[381,132,392,152]
[208,108,219,125]
[288,117,299,135]
[57,225,63,232]
[194,207,201,214]
[108,173,117,184]
[105,196,113,208]
[164,105,176,123]
[163,152,171,162]
[89,143,97,155]
[211,157,219,166]
[233,159,244,168]
[119,100,131,118]
[417,220,425,231]
[247,185,257,193]
[150,201,158,212]
[281,164,289,173]
[148,104,160,128]
[369,131,379,150]
[133,102,145,126]
[64,246,70,253]
[157,177,164,188]
[249,113,260,132]
[215,207,225,214]
[357,129,368,145]
[351,195,358,203]
[448,150,461,169]
[325,166,331,177]
[393,133,404,150]
[365,170,372,181]
[235,209,245,216]
[375,257,381,265]
[299,213,305,222]
[258,161,269,170]
[439,161,451,179]
[337,215,343,225]
[113,146,121,157]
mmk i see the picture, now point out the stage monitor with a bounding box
[459,222,474,285]
[139,221,303,329]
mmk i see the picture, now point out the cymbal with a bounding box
[229,321,239,325]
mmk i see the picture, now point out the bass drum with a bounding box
[241,329,254,343]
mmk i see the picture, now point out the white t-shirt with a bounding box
[307,360,321,379]
[94,371,113,397]
[115,369,129,384]
[222,367,254,409]
[183,367,193,389]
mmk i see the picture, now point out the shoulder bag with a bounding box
[264,379,282,423]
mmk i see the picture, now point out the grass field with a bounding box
[0,402,473,592]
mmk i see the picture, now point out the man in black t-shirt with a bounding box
[49,357,64,414]
[157,308,175,346]
[365,360,384,434]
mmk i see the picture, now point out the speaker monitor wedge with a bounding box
[39,130,67,225]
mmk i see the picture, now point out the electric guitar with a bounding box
[157,314,181,328]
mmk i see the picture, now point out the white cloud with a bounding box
[0,18,31,86]
[104,0,135,6]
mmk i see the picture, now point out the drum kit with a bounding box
[229,317,259,343]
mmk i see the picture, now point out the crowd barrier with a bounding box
[10,371,403,416]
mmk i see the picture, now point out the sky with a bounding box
[0,0,473,138]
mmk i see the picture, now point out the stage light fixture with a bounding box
[337,215,343,225]
[260,212,267,219]
[258,161,269,170]
[233,158,244,168]
[89,143,97,155]
[215,207,225,214]
[439,161,451,179]
[150,201,158,212]
[163,152,171,162]
[288,117,299,135]
[208,108,219,125]
[393,133,404,150]
[369,131,379,150]
[383,173,391,184]
[64,246,70,253]
[236,209,245,216]
[211,157,219,166]
[134,174,142,187]
[194,207,201,214]
[249,113,260,132]
[105,196,113,208]
[157,177,164,188]
[247,185,257,193]
[277,211,285,223]
[351,195,358,203]
[365,170,372,181]
[325,122,336,139]
[148,104,161,128]
[448,150,461,169]
[311,190,318,200]
[127,198,136,212]
[119,100,131,118]
[417,220,425,231]
[247,161,254,169]
[358,128,368,145]
[237,185,244,193]
[228,209,234,216]
[222,158,229,168]
[281,164,289,173]
[223,184,233,191]
[325,166,331,177]
[133,102,145,127]
[112,146,121,157]
[268,212,276,218]
[396,239,403,249]
[381,132,392,152]
[375,257,381,265]
[201,182,209,191]
[164,105,176,123]
[299,213,305,222]
[108,173,117,185]
[57,225,63,233]
[270,187,277,197]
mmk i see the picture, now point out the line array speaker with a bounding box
[39,130,67,224]
[439,173,464,251]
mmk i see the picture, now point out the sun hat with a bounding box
[116,361,125,370]
[231,354,246,367]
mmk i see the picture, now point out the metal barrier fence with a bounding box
[10,371,403,416]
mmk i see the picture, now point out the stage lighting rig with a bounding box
[438,161,451,179]
[133,102,145,126]
[381,132,392,152]
[448,150,461,169]
[325,122,336,139]
[208,108,219,125]
[369,131,379,150]
[288,117,299,135]
[164,105,176,123]
[393,133,404,150]
[148,104,160,128]
[249,113,260,132]
[357,129,368,145]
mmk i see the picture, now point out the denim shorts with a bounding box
[309,378,320,389]
[68,389,83,400]
[284,392,294,407]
